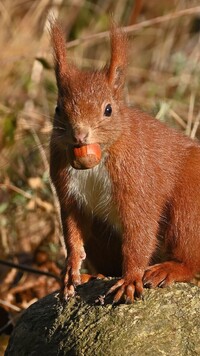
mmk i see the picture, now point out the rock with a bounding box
[5,279,200,356]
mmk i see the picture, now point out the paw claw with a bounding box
[143,281,153,289]
[106,279,125,297]
[112,299,120,306]
[158,279,167,288]
[105,276,143,304]
[95,294,105,305]
[125,296,133,304]
[140,294,145,301]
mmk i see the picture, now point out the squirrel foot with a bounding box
[97,276,143,304]
[80,273,105,284]
[143,261,193,288]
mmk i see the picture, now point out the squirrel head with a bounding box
[50,22,128,149]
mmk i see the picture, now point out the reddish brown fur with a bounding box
[50,22,200,303]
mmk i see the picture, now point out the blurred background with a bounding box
[0,0,200,349]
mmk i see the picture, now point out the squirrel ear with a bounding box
[107,24,128,92]
[50,21,67,82]
[50,21,76,94]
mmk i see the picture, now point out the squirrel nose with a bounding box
[72,130,89,145]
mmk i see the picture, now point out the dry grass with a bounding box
[0,1,200,339]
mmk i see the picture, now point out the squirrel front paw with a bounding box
[61,256,82,301]
[61,261,105,301]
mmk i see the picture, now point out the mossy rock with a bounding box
[5,280,200,356]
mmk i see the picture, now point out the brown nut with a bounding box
[70,143,102,170]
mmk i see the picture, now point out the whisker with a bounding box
[53,126,67,131]
[20,110,54,121]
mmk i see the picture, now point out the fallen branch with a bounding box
[0,258,61,282]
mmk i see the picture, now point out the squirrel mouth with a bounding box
[68,143,102,170]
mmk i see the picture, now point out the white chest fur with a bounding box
[68,162,121,231]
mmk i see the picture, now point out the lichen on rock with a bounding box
[5,280,200,356]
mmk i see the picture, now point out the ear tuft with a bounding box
[107,23,128,93]
[50,20,69,92]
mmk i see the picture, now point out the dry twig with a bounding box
[67,6,200,48]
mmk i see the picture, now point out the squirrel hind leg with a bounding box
[143,261,194,288]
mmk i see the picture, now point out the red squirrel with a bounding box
[50,22,200,303]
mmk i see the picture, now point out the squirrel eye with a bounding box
[55,105,60,115]
[104,104,112,117]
